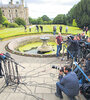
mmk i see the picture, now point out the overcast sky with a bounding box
[0,0,81,18]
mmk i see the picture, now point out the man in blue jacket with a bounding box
[55,66,79,99]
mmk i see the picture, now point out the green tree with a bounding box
[37,17,43,24]
[3,20,10,27]
[15,18,26,26]
[41,15,51,21]
[0,8,3,24]
[72,19,77,27]
[53,14,66,24]
[67,0,90,28]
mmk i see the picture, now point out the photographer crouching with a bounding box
[55,65,79,100]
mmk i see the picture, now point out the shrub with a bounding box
[3,20,10,27]
[15,18,26,26]
[0,24,2,28]
[8,23,18,28]
[72,19,77,27]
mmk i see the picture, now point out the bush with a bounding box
[72,19,77,27]
[0,24,2,28]
[8,23,18,28]
[15,18,26,26]
[3,20,9,27]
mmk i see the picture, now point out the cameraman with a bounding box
[81,37,90,59]
[66,35,74,60]
[55,66,79,99]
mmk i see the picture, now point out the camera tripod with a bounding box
[1,53,25,86]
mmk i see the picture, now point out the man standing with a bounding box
[55,66,79,99]
[40,26,43,32]
[60,26,62,32]
[29,26,31,32]
[24,25,27,32]
[56,32,63,57]
[66,26,68,33]
[53,26,57,35]
[86,27,88,34]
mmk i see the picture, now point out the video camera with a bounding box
[52,65,64,72]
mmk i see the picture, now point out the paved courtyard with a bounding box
[0,36,87,100]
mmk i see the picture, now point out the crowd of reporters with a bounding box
[55,32,90,99]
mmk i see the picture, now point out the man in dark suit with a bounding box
[55,66,79,99]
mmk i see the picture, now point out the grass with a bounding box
[0,25,89,40]
[18,42,67,54]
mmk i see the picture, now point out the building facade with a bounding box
[0,0,29,24]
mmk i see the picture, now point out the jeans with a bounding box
[56,82,77,98]
[56,82,69,96]
[78,48,81,61]
[56,44,62,57]
[53,30,56,35]
[72,51,78,61]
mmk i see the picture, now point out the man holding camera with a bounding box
[55,66,79,99]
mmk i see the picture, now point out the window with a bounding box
[2,10,4,12]
[9,14,11,17]
[16,14,18,17]
[15,10,17,12]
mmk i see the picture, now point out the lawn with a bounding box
[0,25,89,40]
[18,42,67,54]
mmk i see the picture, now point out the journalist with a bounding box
[55,66,79,99]
[66,35,74,60]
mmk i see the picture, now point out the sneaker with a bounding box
[60,95,63,99]
[55,92,60,97]
[69,97,76,100]
[55,93,63,99]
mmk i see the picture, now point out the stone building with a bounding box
[0,0,29,24]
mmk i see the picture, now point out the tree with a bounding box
[15,18,26,26]
[37,17,43,24]
[67,0,90,28]
[72,19,77,27]
[0,8,3,24]
[41,15,51,21]
[3,20,9,27]
[53,14,66,24]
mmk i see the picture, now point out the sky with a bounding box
[0,0,81,18]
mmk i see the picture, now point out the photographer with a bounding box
[85,53,90,72]
[55,66,79,99]
[66,35,74,60]
[80,37,90,59]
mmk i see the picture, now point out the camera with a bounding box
[67,35,74,40]
[52,65,64,72]
[60,67,64,72]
